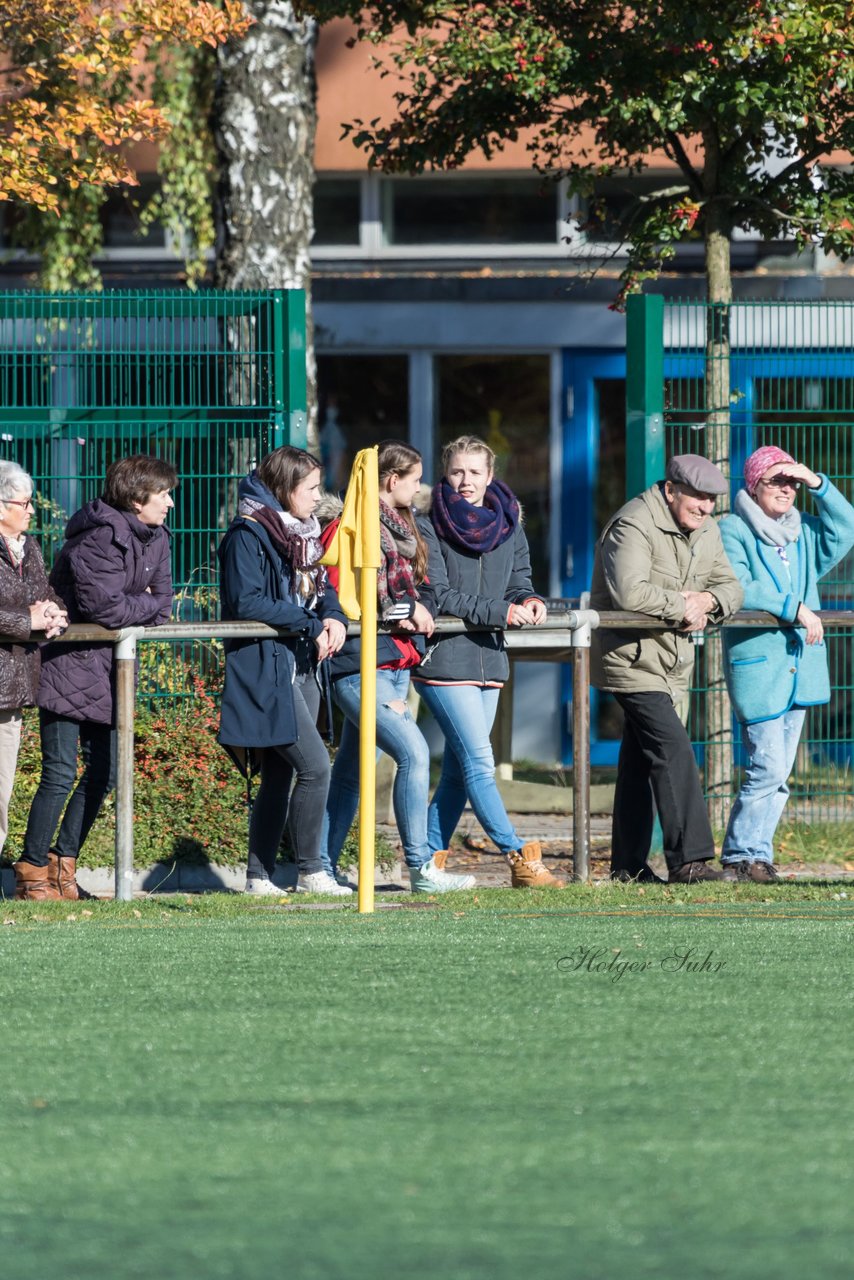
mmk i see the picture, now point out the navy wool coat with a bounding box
[217,516,346,749]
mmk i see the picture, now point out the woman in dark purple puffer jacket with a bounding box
[14,455,176,900]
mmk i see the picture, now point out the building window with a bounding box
[316,355,409,494]
[383,176,558,246]
[313,178,361,246]
[101,177,165,248]
[435,354,552,586]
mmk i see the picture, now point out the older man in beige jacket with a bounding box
[590,454,743,883]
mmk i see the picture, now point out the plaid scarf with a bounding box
[238,497,327,602]
[431,477,519,553]
[378,499,419,622]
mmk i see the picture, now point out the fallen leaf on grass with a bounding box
[132,909,141,919]
[3,917,15,925]
[65,914,77,922]
[81,910,93,918]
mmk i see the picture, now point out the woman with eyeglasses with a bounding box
[719,445,854,881]
[0,463,67,891]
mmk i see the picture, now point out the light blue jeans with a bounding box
[418,682,521,857]
[321,668,431,872]
[721,708,807,865]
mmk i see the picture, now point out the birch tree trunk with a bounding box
[213,1,319,448]
[703,199,734,831]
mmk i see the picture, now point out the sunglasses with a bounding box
[758,477,800,490]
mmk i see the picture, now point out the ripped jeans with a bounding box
[321,667,431,872]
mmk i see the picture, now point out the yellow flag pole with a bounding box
[356,448,379,914]
[358,557,377,915]
[319,446,380,915]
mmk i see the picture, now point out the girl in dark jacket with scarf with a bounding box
[16,454,176,900]
[414,435,561,889]
[319,439,475,893]
[218,446,349,897]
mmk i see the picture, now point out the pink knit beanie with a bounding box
[743,445,796,495]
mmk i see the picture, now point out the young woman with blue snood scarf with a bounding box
[720,444,854,881]
[414,435,562,889]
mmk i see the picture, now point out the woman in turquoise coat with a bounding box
[719,445,854,881]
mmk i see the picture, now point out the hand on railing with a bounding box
[30,599,68,639]
[796,603,824,645]
[322,618,347,655]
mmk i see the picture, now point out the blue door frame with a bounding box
[560,347,854,765]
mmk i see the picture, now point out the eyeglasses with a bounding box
[3,498,34,510]
[759,477,800,491]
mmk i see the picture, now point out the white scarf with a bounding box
[3,533,26,567]
[733,488,801,547]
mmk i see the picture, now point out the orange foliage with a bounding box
[0,0,252,211]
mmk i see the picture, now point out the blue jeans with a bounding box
[722,709,807,865]
[321,668,430,872]
[22,711,116,867]
[418,682,521,856]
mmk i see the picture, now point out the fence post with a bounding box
[570,614,594,882]
[625,294,666,499]
[114,629,141,902]
[275,289,307,449]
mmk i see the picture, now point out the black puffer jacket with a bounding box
[0,536,58,711]
[414,514,543,685]
[38,500,173,725]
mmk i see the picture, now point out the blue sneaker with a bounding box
[409,854,476,893]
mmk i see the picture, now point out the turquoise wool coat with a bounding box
[719,475,854,724]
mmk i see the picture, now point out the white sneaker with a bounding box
[297,870,354,897]
[244,876,285,896]
[409,858,476,893]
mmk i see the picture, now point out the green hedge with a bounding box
[3,688,398,873]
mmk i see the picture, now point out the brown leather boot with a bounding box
[507,842,563,888]
[48,851,97,901]
[14,860,61,901]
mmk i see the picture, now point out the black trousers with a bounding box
[611,691,714,876]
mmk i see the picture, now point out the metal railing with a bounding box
[9,607,854,896]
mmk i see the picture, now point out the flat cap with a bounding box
[665,453,728,495]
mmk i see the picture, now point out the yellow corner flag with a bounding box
[320,446,382,617]
[320,447,381,913]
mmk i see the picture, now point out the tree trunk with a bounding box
[213,1,319,447]
[703,203,734,830]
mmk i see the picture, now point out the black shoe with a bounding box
[669,860,726,883]
[610,865,667,885]
[733,860,780,883]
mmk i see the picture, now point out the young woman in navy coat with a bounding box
[218,446,349,896]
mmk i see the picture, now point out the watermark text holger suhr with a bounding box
[557,945,726,983]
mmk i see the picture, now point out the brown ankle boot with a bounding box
[507,842,563,889]
[14,860,61,901]
[48,851,97,901]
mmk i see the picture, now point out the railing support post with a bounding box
[114,629,141,902]
[570,616,594,882]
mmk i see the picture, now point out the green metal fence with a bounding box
[0,289,307,617]
[628,295,854,838]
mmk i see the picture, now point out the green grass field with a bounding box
[1,886,851,1279]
